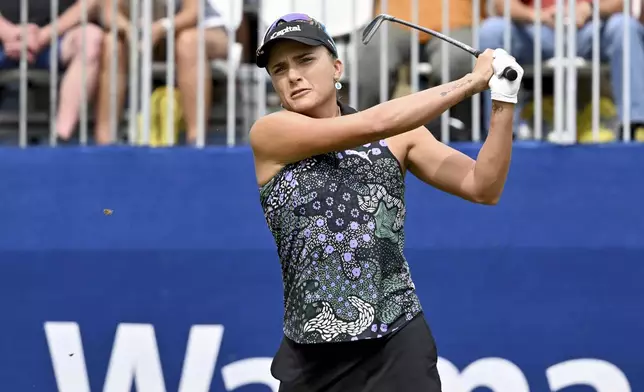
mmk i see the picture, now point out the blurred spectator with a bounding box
[0,0,103,141]
[355,0,478,138]
[95,0,229,145]
[479,0,644,142]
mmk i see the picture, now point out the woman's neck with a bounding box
[306,97,341,119]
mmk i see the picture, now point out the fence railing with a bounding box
[2,0,641,147]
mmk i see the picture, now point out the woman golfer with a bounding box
[249,13,523,392]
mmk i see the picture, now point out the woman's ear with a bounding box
[333,58,344,83]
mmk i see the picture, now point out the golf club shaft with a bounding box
[391,16,480,56]
[386,15,518,81]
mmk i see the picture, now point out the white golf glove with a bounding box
[488,48,524,104]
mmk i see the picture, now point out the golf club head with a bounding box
[361,14,393,45]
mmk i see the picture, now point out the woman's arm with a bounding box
[147,0,198,45]
[250,72,488,166]
[172,0,199,33]
[100,0,131,35]
[402,100,514,205]
[40,0,101,38]
[404,51,522,205]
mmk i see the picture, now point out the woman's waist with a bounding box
[281,261,419,312]
[279,245,409,283]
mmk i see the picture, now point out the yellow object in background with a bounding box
[576,97,617,144]
[521,96,617,143]
[136,86,184,147]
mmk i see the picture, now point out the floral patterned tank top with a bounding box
[258,102,422,344]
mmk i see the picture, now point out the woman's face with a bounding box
[267,41,343,115]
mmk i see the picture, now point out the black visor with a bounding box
[256,20,338,68]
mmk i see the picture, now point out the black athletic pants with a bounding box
[270,313,442,392]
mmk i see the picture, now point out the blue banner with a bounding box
[1,144,642,392]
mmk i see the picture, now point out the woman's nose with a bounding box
[287,67,303,82]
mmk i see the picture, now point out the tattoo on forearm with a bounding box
[492,102,504,113]
[440,78,473,97]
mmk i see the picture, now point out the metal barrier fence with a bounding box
[5,0,642,147]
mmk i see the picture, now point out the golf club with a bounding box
[362,14,518,81]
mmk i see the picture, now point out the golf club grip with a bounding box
[473,50,517,81]
[502,67,518,81]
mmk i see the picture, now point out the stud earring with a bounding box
[335,81,342,90]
